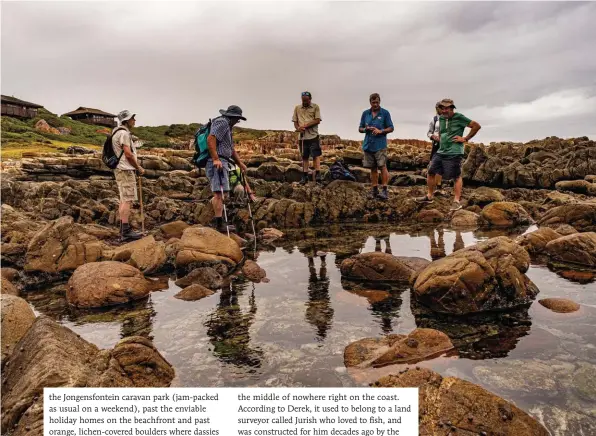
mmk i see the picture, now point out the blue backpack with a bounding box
[192,119,212,168]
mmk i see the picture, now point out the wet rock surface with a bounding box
[413,236,538,314]
[539,298,580,313]
[372,367,549,436]
[66,261,156,308]
[515,227,562,255]
[340,252,430,283]
[344,328,454,368]
[545,232,596,268]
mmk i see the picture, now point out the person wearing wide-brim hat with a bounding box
[112,109,145,241]
[205,105,250,233]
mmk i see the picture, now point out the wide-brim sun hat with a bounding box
[219,105,247,121]
[117,109,135,123]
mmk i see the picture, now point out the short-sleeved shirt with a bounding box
[209,116,234,159]
[112,126,137,171]
[292,103,321,140]
[359,107,394,152]
[438,112,472,155]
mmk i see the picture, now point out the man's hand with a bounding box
[372,128,383,136]
[239,162,248,173]
[298,125,307,132]
[431,134,440,142]
[213,159,223,171]
[137,167,145,175]
[453,136,468,143]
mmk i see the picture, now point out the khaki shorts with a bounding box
[363,149,388,169]
[114,169,138,203]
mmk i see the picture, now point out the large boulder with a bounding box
[107,235,167,274]
[175,226,243,270]
[515,227,562,255]
[1,295,36,364]
[450,209,480,228]
[344,328,454,368]
[545,232,596,268]
[372,367,549,436]
[538,203,596,232]
[413,236,538,314]
[467,186,505,206]
[340,252,430,283]
[480,202,533,228]
[24,216,106,274]
[66,261,155,308]
[1,317,174,436]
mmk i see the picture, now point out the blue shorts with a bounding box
[428,153,463,180]
[206,159,230,193]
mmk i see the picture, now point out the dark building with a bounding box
[62,107,117,127]
[1,95,44,118]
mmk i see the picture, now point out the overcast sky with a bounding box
[2,1,595,143]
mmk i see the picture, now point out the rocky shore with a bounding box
[2,135,595,436]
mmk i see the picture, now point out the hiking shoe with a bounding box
[377,188,389,201]
[415,195,433,204]
[299,175,309,185]
[434,189,447,197]
[450,200,462,211]
[315,174,323,184]
[121,225,143,242]
[368,187,379,199]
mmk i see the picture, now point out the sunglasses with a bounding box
[440,105,455,109]
[301,92,311,97]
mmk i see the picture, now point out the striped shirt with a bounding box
[209,116,234,159]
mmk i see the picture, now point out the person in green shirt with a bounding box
[416,98,481,211]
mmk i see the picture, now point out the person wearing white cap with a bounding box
[112,109,145,241]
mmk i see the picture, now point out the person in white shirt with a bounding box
[426,102,445,196]
[112,110,145,241]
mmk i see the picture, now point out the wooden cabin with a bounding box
[1,95,44,118]
[62,107,116,127]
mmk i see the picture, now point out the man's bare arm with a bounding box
[123,145,142,171]
[464,121,481,141]
[207,135,219,160]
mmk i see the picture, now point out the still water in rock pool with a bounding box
[24,224,596,436]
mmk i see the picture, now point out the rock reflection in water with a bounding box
[411,299,532,359]
[341,280,403,335]
[204,279,263,369]
[23,282,157,340]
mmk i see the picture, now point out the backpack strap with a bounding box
[112,126,129,162]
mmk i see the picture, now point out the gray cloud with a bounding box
[2,1,595,143]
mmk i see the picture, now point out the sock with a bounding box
[215,217,223,227]
[303,172,308,177]
[372,186,379,192]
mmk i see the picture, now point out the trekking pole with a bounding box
[137,172,145,234]
[218,170,230,238]
[242,173,257,240]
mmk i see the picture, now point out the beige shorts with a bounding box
[114,169,138,203]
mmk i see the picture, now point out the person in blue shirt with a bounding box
[358,93,395,200]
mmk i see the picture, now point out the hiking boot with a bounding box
[434,188,447,197]
[300,174,309,185]
[450,200,463,211]
[121,224,143,242]
[368,186,379,199]
[377,187,389,201]
[315,173,322,184]
[415,195,433,204]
